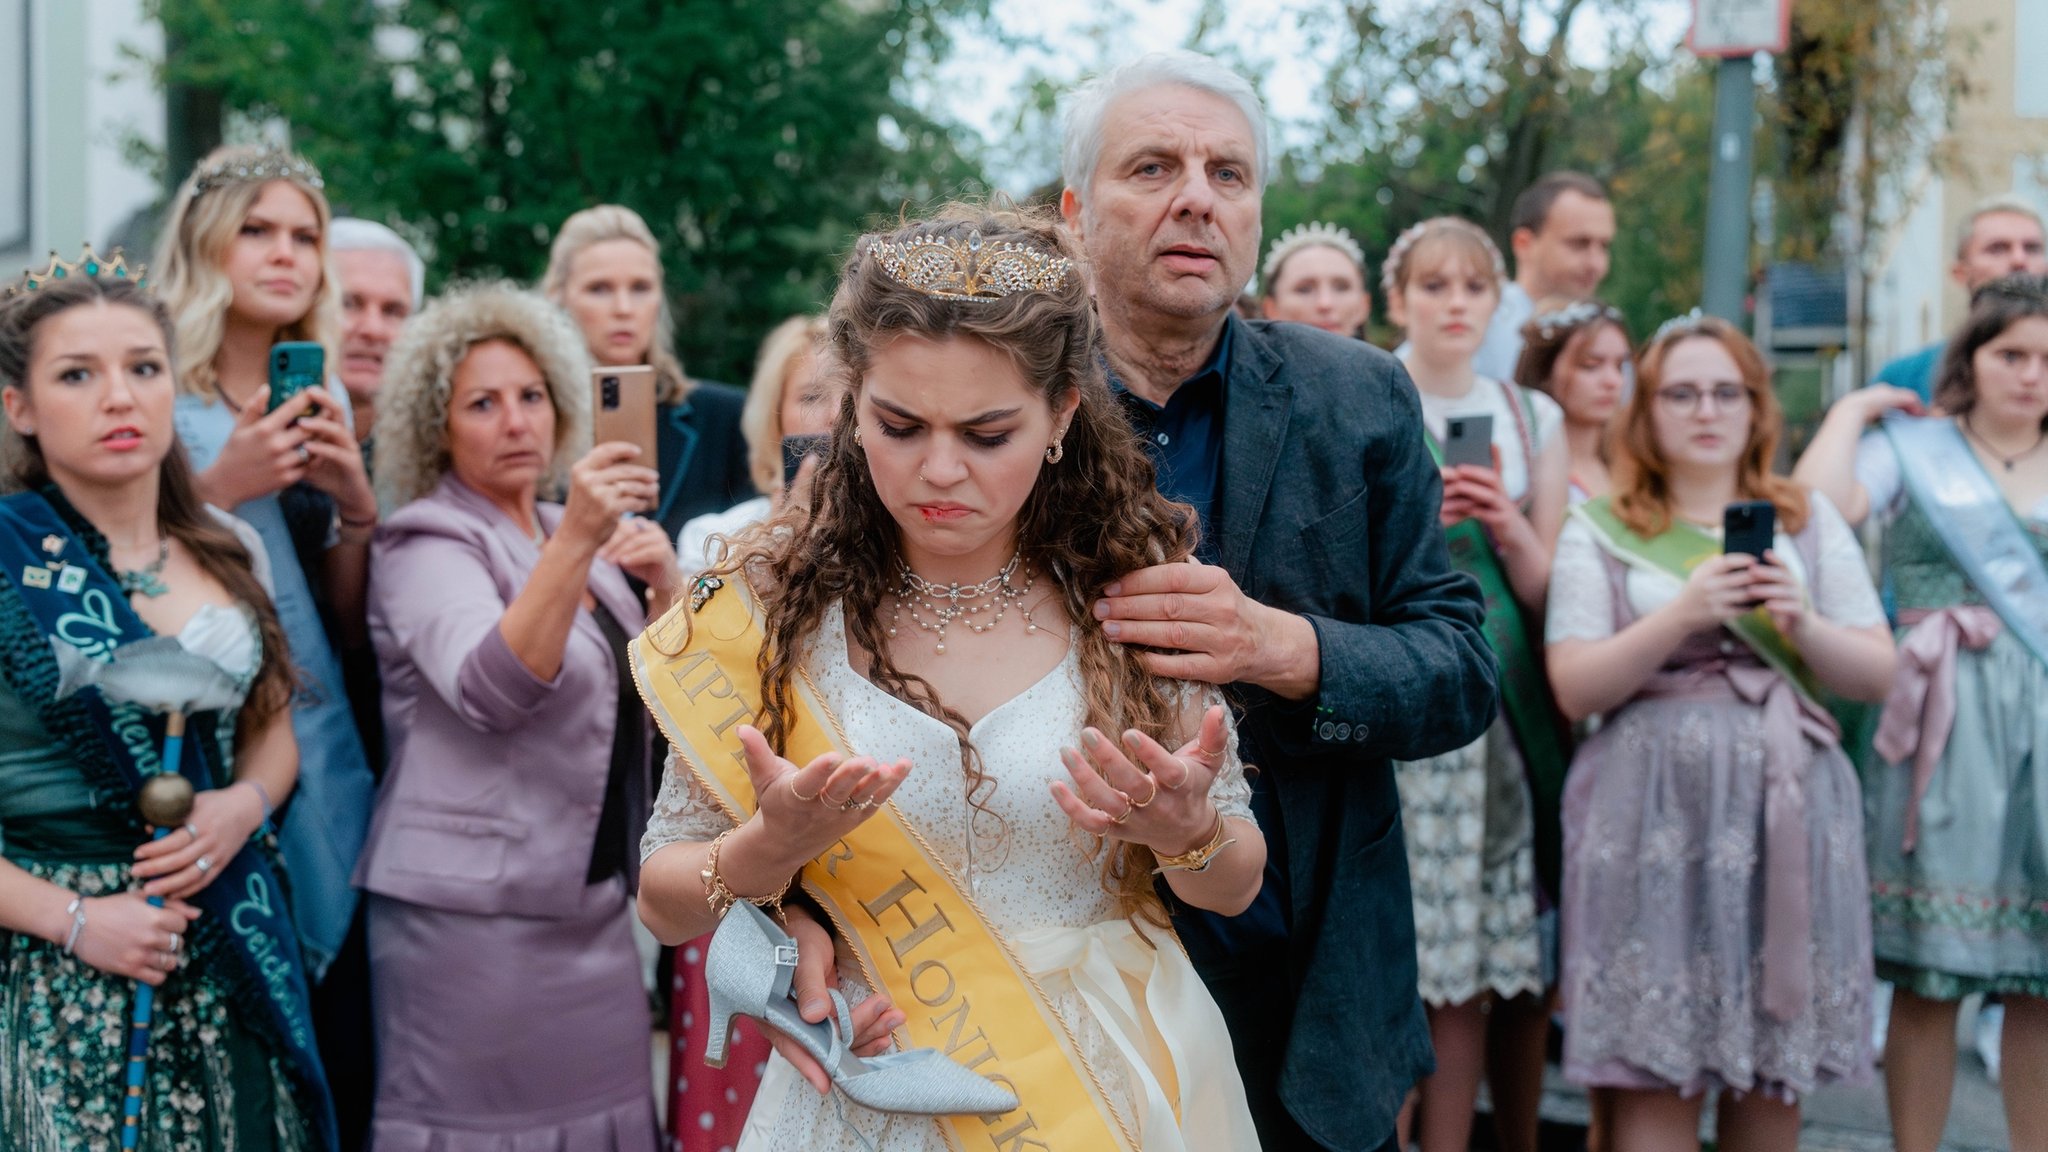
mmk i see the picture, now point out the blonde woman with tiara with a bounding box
[152,148,378,1027]
[1382,216,1568,1152]
[542,205,752,543]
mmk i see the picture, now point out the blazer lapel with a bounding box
[655,398,700,526]
[1215,318,1291,579]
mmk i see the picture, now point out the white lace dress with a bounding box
[641,604,1262,1152]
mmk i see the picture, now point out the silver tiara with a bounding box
[190,150,325,199]
[1261,222,1366,283]
[1649,308,1709,344]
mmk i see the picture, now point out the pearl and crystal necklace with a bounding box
[888,551,1040,654]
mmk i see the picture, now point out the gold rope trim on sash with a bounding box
[632,583,1138,1151]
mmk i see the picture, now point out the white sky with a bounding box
[919,0,1697,193]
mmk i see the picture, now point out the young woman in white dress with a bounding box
[636,205,1265,1152]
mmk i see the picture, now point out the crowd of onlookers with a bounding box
[2,44,2045,1152]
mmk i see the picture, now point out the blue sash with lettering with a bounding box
[1883,414,2048,669]
[0,492,336,1150]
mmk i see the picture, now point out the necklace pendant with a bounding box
[119,569,170,598]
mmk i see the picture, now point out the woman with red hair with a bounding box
[1544,315,1895,1150]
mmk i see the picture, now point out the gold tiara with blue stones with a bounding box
[5,243,147,299]
[867,229,1074,302]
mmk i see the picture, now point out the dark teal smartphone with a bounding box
[267,342,325,414]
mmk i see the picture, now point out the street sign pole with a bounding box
[1702,55,1757,323]
[1689,0,1791,326]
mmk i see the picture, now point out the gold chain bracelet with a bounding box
[701,828,794,919]
[1151,810,1236,874]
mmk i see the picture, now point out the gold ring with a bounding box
[789,778,823,804]
[1109,791,1134,825]
[1129,774,1159,809]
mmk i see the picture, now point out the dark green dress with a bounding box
[0,602,315,1151]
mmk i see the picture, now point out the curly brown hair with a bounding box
[1610,313,1808,537]
[686,203,1200,924]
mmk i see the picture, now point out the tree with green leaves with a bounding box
[145,0,988,382]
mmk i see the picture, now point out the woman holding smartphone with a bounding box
[1382,217,1566,1152]
[1546,314,1893,1151]
[542,206,751,541]
[152,143,380,1097]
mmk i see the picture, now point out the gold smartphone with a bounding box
[590,365,659,472]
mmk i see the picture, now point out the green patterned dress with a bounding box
[0,607,316,1151]
[1863,484,2048,1000]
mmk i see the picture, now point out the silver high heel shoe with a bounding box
[704,900,1020,1117]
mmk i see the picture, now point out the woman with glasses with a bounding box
[1546,315,1894,1151]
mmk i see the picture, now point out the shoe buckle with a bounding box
[774,943,799,969]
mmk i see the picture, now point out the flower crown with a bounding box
[866,228,1074,302]
[1379,217,1506,301]
[4,243,147,300]
[1261,222,1366,284]
[189,149,325,199]
[1528,300,1625,342]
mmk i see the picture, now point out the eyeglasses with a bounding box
[1655,383,1749,414]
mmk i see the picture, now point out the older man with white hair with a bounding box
[330,217,425,446]
[1061,51,1497,1152]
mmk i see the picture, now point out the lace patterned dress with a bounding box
[1392,377,1561,1005]
[1546,494,1882,1100]
[0,602,316,1151]
[641,604,1261,1152]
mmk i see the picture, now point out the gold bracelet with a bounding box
[1151,811,1236,874]
[701,828,793,919]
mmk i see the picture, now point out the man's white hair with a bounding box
[1060,51,1270,202]
[1955,193,2046,261]
[330,217,426,309]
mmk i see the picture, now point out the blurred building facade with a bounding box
[1,0,162,279]
[1859,0,2048,377]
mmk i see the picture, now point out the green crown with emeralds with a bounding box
[5,243,148,299]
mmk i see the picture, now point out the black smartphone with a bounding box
[267,342,325,414]
[1442,414,1495,470]
[781,434,827,489]
[1723,500,1776,558]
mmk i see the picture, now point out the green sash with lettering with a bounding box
[1574,498,1826,704]
[1425,430,1573,898]
[632,577,1136,1151]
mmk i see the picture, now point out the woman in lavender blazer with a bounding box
[358,283,681,1150]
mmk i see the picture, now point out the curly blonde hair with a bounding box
[152,144,340,400]
[371,282,592,509]
[541,205,690,405]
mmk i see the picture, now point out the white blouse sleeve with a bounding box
[1528,388,1566,454]
[1807,492,1887,629]
[1545,516,1618,644]
[1853,431,1909,526]
[640,747,737,863]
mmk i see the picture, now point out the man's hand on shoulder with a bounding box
[1094,559,1321,699]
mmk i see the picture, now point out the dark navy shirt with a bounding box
[1110,319,1291,960]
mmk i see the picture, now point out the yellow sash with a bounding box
[632,578,1136,1151]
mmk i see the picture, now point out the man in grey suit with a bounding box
[1062,53,1498,1151]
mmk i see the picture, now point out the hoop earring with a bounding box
[1045,441,1064,464]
